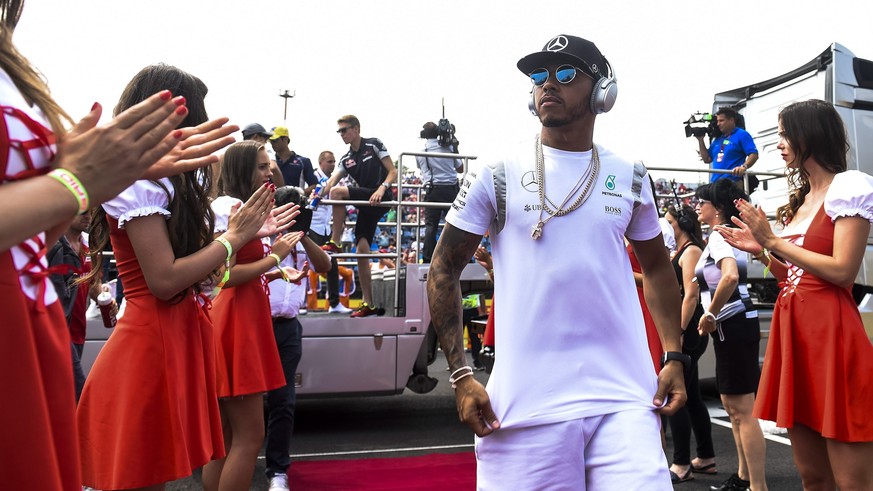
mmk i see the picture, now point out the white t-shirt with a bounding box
[446,138,662,429]
[694,230,756,322]
[308,167,331,236]
[269,242,307,318]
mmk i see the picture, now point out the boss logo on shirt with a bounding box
[604,205,622,216]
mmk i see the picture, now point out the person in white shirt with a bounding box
[264,186,331,491]
[308,151,352,313]
[427,34,686,490]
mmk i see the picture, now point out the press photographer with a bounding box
[416,120,463,263]
[692,106,759,190]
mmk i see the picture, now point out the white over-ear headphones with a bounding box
[529,58,618,116]
[590,56,617,114]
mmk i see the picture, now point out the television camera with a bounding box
[421,99,460,152]
[684,112,717,139]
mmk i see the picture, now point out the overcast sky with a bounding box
[15,0,873,183]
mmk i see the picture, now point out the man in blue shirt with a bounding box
[695,107,758,189]
[270,126,318,192]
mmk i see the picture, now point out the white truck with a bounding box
[711,42,873,299]
[687,43,873,379]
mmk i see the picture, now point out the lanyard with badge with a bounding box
[715,130,734,163]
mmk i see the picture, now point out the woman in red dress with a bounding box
[202,141,303,491]
[76,65,277,491]
[0,3,236,488]
[722,99,873,489]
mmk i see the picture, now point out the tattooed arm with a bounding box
[428,223,500,436]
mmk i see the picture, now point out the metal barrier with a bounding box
[315,150,477,315]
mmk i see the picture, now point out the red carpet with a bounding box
[287,452,476,490]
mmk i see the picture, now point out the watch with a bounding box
[381,182,390,189]
[661,351,692,369]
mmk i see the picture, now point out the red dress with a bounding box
[211,237,285,396]
[77,185,225,489]
[209,206,285,396]
[628,244,663,373]
[0,72,81,490]
[755,200,873,442]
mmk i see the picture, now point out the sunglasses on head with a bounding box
[529,64,595,86]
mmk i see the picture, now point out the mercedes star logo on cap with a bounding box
[546,35,568,52]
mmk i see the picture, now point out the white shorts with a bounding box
[475,409,671,490]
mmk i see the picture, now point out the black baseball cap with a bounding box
[241,123,272,139]
[517,34,608,81]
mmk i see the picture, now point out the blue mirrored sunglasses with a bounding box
[529,65,581,86]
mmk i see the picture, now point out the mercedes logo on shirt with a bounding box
[521,171,538,192]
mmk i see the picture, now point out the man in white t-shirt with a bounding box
[427,34,687,490]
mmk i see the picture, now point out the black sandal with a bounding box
[691,462,718,474]
[670,468,694,484]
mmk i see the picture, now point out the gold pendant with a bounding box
[531,221,543,240]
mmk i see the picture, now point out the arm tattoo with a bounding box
[427,224,484,372]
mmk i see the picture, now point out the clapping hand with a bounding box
[142,117,238,181]
[473,245,492,270]
[282,261,310,284]
[715,199,771,254]
[258,203,300,238]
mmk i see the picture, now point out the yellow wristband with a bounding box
[212,236,233,296]
[269,253,290,282]
[48,169,89,214]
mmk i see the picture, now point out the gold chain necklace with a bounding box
[531,134,600,240]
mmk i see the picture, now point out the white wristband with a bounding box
[449,366,474,389]
[450,371,474,389]
[703,311,716,322]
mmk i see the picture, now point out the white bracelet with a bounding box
[449,366,474,389]
[450,366,473,380]
[450,371,474,389]
[703,311,716,322]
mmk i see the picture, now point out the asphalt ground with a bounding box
[160,352,801,490]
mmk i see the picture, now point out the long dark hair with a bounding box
[667,204,705,250]
[82,64,215,296]
[217,141,264,201]
[695,179,749,227]
[776,99,849,226]
[0,0,71,134]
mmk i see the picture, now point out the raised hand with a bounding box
[282,261,310,284]
[715,220,763,255]
[226,183,275,242]
[56,91,190,205]
[473,245,492,270]
[733,199,775,247]
[257,203,300,238]
[270,231,305,259]
[142,117,238,181]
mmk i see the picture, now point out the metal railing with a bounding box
[315,151,477,315]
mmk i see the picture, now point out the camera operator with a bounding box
[416,121,463,263]
[695,107,759,190]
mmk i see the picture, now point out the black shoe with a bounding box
[710,473,750,491]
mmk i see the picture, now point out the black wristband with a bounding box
[661,351,691,369]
